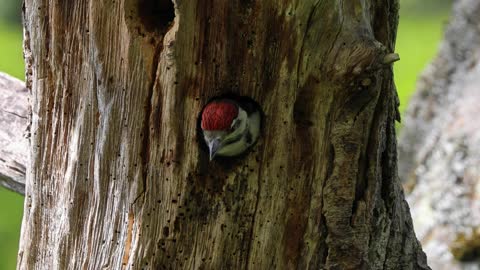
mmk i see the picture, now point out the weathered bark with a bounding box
[399,0,480,269]
[0,72,28,194]
[19,0,428,269]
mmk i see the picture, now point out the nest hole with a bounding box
[138,0,175,33]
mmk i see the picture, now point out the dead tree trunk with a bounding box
[19,0,429,269]
[399,0,480,269]
[0,72,28,194]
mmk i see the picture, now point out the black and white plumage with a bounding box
[200,98,261,160]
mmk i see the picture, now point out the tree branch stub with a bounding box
[0,72,28,195]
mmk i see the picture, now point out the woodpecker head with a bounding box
[200,99,261,161]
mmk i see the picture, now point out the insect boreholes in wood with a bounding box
[137,0,175,34]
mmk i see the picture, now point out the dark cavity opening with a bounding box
[138,0,175,33]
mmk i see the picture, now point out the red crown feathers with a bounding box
[201,101,239,131]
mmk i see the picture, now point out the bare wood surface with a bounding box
[0,72,28,195]
[399,0,480,269]
[18,0,428,269]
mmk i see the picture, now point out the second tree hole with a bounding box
[138,0,175,33]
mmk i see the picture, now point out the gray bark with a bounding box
[0,72,28,195]
[399,0,480,269]
[18,0,429,269]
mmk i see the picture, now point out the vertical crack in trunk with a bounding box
[296,0,321,91]
[136,44,162,204]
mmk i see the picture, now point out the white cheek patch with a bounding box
[248,111,261,142]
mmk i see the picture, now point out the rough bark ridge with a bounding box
[0,72,28,194]
[399,0,480,269]
[19,0,428,269]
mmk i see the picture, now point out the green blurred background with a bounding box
[0,0,451,269]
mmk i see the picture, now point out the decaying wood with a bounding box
[0,72,28,195]
[19,0,429,269]
[399,0,480,269]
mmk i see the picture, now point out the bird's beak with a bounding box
[208,139,222,161]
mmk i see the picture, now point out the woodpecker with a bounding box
[200,98,261,160]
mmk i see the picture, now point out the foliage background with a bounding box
[0,0,451,268]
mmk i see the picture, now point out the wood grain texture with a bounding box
[0,72,28,195]
[19,0,429,269]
